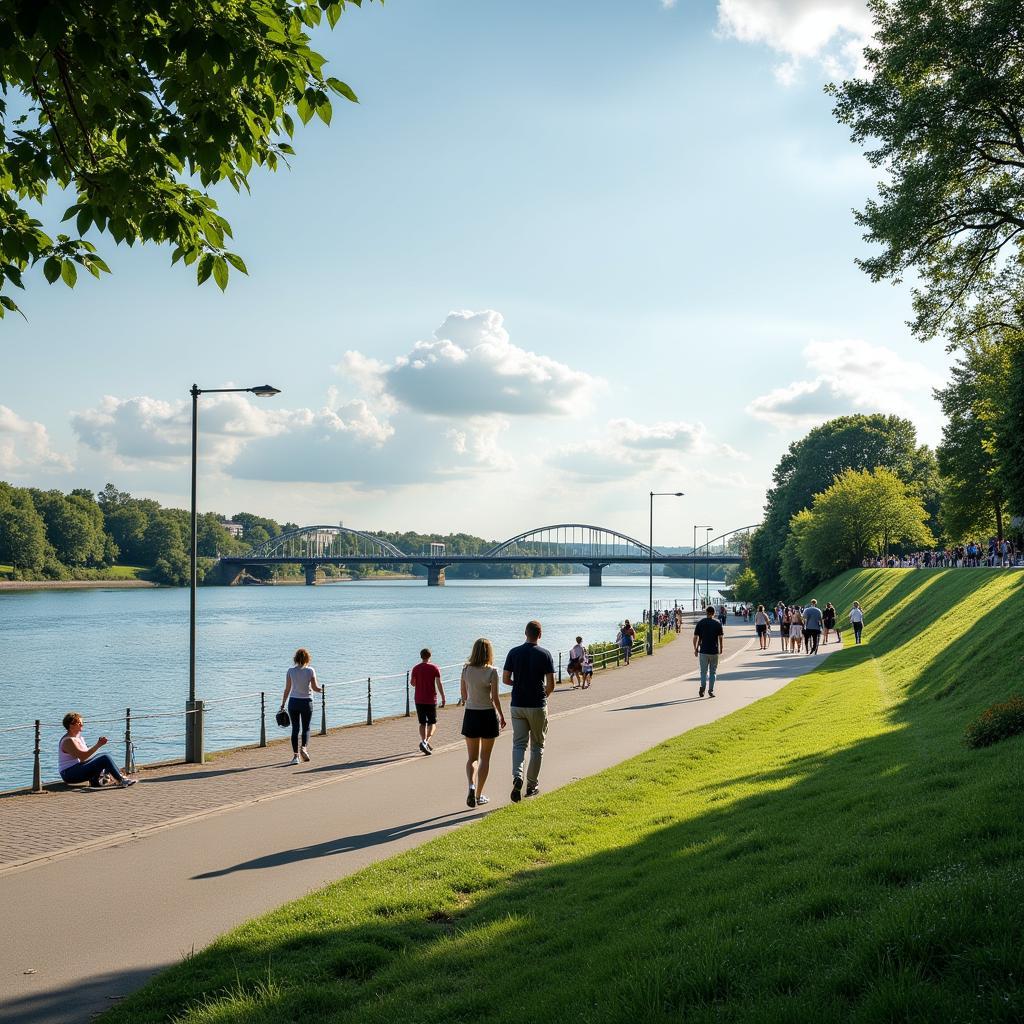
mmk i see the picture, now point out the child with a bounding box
[581,651,594,689]
[410,648,445,754]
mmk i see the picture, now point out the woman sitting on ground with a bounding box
[58,713,136,788]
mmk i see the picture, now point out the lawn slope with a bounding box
[102,569,1024,1024]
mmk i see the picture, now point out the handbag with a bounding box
[275,708,290,728]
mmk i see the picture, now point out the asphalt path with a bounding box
[0,630,838,1024]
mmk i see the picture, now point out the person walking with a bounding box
[822,602,837,645]
[620,619,636,665]
[753,604,770,650]
[280,648,322,766]
[780,606,791,651]
[693,605,724,697]
[581,650,594,689]
[460,638,505,807]
[410,648,445,754]
[503,620,555,802]
[567,636,586,688]
[850,601,865,644]
[789,606,804,653]
[802,599,823,655]
[57,713,136,788]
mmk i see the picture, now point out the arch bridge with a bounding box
[218,522,747,587]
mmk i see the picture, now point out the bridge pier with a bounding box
[585,563,608,587]
[425,563,448,586]
[304,562,318,586]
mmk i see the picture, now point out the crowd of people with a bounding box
[863,537,1020,568]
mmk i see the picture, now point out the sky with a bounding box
[0,0,953,546]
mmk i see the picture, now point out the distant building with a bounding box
[221,521,244,539]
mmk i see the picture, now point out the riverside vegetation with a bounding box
[100,567,1024,1024]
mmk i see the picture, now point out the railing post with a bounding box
[616,646,620,667]
[123,707,132,774]
[320,685,327,736]
[367,676,373,725]
[32,719,42,793]
[405,671,411,717]
[260,692,267,747]
[558,651,562,684]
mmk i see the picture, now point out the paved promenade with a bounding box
[0,625,841,1024]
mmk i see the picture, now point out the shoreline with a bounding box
[0,579,159,591]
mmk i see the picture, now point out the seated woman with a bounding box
[58,712,136,788]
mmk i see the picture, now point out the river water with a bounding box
[0,575,723,790]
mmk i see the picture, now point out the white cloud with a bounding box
[609,417,708,453]
[0,405,72,473]
[716,0,872,82]
[745,339,945,429]
[352,310,600,418]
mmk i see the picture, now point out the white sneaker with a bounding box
[289,755,300,766]
[300,747,310,762]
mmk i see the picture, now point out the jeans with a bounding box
[698,653,719,693]
[853,623,863,644]
[511,705,548,786]
[60,753,124,786]
[289,697,313,752]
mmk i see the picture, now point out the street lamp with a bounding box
[693,525,713,611]
[649,491,684,655]
[704,527,714,612]
[187,383,281,762]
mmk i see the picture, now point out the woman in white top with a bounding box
[849,601,865,644]
[460,637,506,808]
[789,606,804,653]
[280,648,322,766]
[567,636,586,688]
[57,712,135,788]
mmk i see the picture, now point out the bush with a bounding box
[965,695,1024,748]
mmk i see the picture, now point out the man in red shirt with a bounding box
[410,648,446,754]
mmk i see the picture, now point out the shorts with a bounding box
[781,625,790,637]
[461,707,500,739]
[415,702,438,726]
[756,624,767,636]
[790,625,803,639]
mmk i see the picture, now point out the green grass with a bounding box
[100,568,1024,1024]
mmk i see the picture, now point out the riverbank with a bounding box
[0,579,159,591]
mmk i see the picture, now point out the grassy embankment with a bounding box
[0,563,151,583]
[102,568,1024,1024]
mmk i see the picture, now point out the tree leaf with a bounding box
[197,253,214,285]
[212,256,229,291]
[61,261,78,288]
[327,78,358,103]
[43,258,61,284]
[224,252,248,274]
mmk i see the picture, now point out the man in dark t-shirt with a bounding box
[503,619,555,802]
[693,606,724,698]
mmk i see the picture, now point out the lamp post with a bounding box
[187,383,280,762]
[704,527,714,612]
[693,525,713,611]
[649,491,684,655]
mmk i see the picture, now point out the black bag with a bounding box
[275,708,290,728]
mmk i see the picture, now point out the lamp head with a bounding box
[249,385,281,398]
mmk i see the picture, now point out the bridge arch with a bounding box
[485,523,660,559]
[248,525,408,560]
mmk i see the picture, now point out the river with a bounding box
[0,575,723,790]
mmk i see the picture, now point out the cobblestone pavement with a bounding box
[0,628,738,871]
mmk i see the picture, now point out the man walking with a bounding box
[503,619,555,802]
[410,648,445,754]
[693,606,724,698]
[802,599,823,655]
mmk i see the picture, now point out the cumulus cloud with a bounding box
[0,405,72,473]
[346,310,599,418]
[716,0,872,83]
[745,339,945,429]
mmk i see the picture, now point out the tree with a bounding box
[1001,343,1024,523]
[731,567,761,604]
[829,1,1024,348]
[796,468,934,580]
[28,487,106,565]
[749,415,936,597]
[98,484,154,564]
[0,483,47,573]
[0,0,377,319]
[935,335,1012,540]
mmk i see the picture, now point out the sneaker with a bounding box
[467,787,476,808]
[419,740,429,755]
[698,689,705,697]
[510,778,523,803]
[300,747,311,762]
[708,691,715,698]
[425,740,433,752]
[525,783,540,797]
[476,794,490,805]
[289,755,300,766]
[117,778,137,788]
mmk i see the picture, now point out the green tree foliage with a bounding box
[935,335,1012,540]
[1001,343,1024,521]
[749,415,937,598]
[795,468,934,584]
[730,567,760,604]
[829,0,1024,348]
[28,486,107,565]
[0,481,47,573]
[0,0,377,319]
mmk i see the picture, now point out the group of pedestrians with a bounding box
[764,599,864,651]
[864,537,1019,568]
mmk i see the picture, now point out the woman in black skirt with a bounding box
[460,637,506,807]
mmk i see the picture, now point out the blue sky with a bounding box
[1,0,952,545]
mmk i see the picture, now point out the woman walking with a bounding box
[620,620,636,665]
[789,606,804,653]
[849,601,865,644]
[460,638,506,807]
[280,648,322,766]
[780,606,791,652]
[822,602,837,645]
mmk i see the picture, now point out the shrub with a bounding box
[965,695,1024,748]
